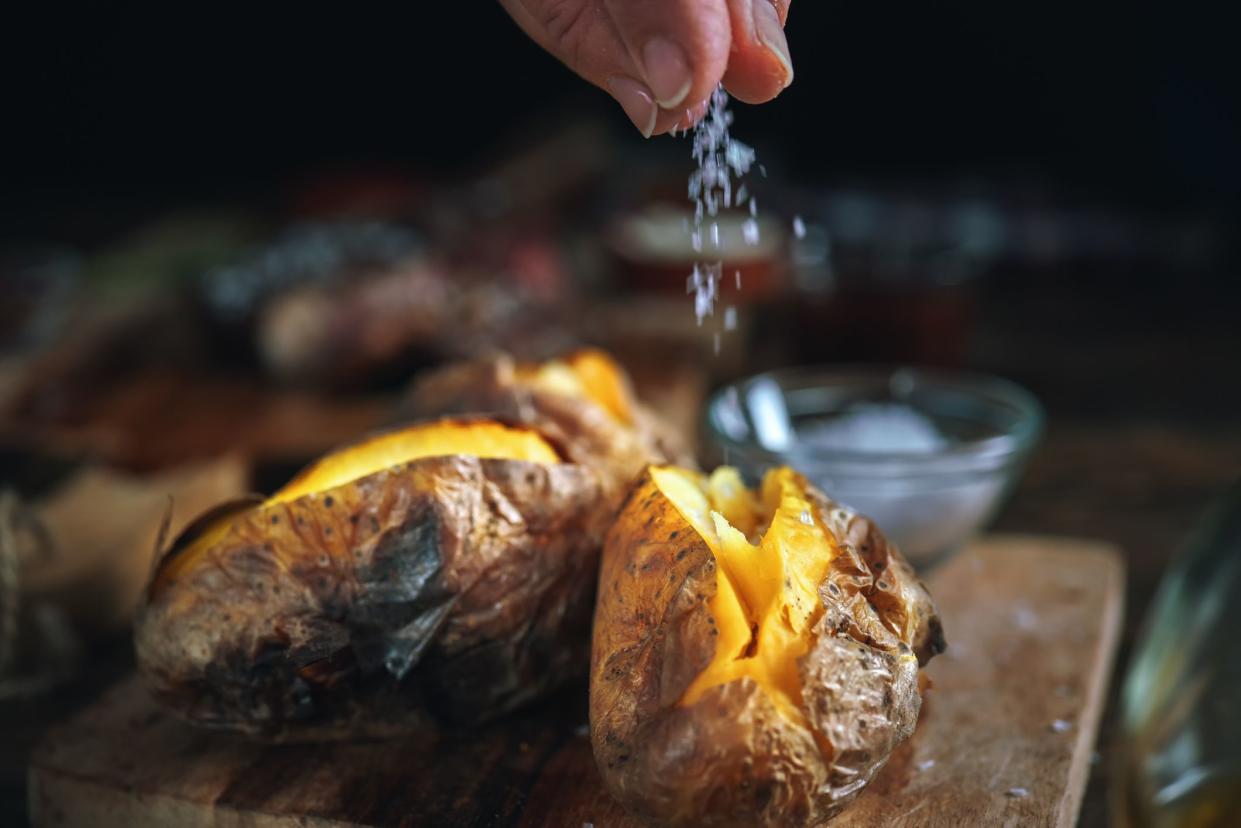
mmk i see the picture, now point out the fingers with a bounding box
[499,0,793,136]
[500,0,732,137]
[722,0,794,104]
[602,0,731,131]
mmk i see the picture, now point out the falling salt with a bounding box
[1050,719,1072,733]
[1006,787,1030,798]
[685,86,756,325]
[793,215,807,239]
[724,306,738,331]
[687,263,721,325]
[916,759,936,771]
[743,218,761,246]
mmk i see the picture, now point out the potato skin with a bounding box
[136,451,606,738]
[406,353,695,500]
[590,470,945,827]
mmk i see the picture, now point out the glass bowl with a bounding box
[703,365,1044,569]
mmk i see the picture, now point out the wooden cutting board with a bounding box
[28,535,1124,828]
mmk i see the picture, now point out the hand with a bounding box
[500,0,792,137]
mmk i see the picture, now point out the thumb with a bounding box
[500,0,731,137]
[722,0,794,104]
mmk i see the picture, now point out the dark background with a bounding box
[3,5,1241,826]
[3,2,1239,245]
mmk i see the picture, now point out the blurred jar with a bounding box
[785,192,1001,368]
[605,204,788,305]
[1116,482,1241,828]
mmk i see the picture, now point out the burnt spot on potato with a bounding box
[136,417,614,736]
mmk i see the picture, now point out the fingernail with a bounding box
[607,75,657,138]
[642,38,692,109]
[753,1,794,89]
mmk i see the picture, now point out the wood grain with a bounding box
[28,535,1124,828]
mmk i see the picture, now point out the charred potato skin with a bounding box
[590,470,945,827]
[406,354,695,497]
[136,453,606,738]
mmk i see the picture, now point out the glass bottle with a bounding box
[1116,482,1241,827]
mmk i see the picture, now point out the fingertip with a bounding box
[652,96,712,136]
[607,75,659,139]
[604,0,732,128]
[723,0,794,104]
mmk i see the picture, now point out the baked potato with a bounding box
[407,349,695,500]
[135,418,609,736]
[590,464,946,827]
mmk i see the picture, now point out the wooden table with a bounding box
[28,536,1124,828]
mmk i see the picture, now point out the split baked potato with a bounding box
[591,464,946,827]
[407,349,695,500]
[135,418,610,736]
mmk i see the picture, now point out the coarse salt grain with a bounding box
[1006,787,1030,798]
[686,86,756,326]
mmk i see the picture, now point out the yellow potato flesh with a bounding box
[650,466,835,725]
[565,349,634,425]
[155,422,560,592]
[526,349,635,425]
[272,421,559,505]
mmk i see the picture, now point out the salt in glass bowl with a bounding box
[703,365,1044,570]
